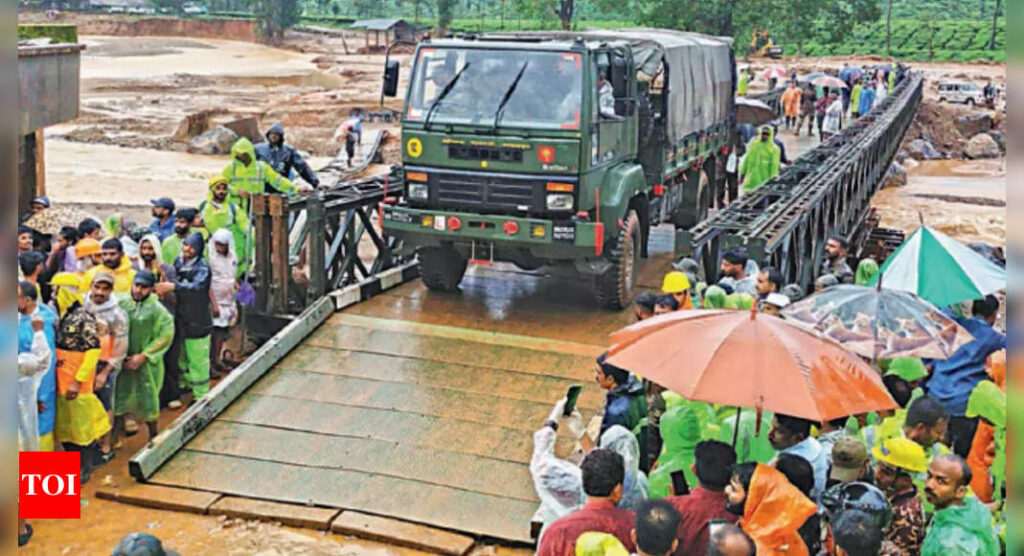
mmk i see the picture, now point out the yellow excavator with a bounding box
[749,29,784,59]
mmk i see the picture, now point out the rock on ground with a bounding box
[884,162,908,188]
[907,138,943,160]
[955,113,993,138]
[965,133,1000,159]
[188,126,238,155]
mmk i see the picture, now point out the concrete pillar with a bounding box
[18,133,37,217]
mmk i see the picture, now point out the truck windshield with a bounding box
[406,48,583,130]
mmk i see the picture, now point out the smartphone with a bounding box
[670,470,690,496]
[707,518,728,537]
[563,385,583,416]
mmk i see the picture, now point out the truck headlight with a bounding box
[408,182,429,200]
[546,194,573,211]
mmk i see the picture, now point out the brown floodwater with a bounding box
[872,159,1005,246]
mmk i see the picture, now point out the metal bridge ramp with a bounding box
[145,266,623,544]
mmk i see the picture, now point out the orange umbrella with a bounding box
[606,309,897,422]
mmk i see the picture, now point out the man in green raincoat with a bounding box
[738,126,780,193]
[920,454,1000,556]
[116,271,174,441]
[648,404,702,498]
[221,138,298,214]
[200,176,251,277]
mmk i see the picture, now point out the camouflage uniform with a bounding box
[884,487,927,555]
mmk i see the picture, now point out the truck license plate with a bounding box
[386,211,413,224]
[434,215,446,230]
[553,224,575,242]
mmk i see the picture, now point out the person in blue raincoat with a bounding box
[254,123,320,187]
[18,279,57,451]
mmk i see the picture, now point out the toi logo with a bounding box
[19,452,81,519]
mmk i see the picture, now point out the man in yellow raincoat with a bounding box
[50,272,111,483]
[221,137,298,215]
[82,238,136,299]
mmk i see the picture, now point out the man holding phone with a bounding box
[666,441,739,556]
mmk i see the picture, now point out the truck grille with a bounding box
[435,172,539,212]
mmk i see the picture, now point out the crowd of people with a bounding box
[532,244,1005,555]
[16,124,319,548]
[731,63,903,199]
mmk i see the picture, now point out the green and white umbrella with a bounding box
[868,226,1005,307]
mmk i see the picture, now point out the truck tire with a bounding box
[595,210,640,310]
[673,169,711,229]
[418,246,467,291]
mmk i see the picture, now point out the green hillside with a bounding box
[797,18,1005,62]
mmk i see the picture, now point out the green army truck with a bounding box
[381,29,736,308]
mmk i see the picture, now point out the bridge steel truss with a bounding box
[678,73,923,289]
[249,168,410,326]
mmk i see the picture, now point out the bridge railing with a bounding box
[246,168,410,336]
[679,72,923,289]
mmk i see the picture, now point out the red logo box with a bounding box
[19,452,81,519]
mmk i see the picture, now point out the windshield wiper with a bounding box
[491,61,530,132]
[423,62,470,131]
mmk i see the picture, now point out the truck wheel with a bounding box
[418,246,467,291]
[595,210,640,310]
[674,169,711,229]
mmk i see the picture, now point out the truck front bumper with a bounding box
[381,205,603,258]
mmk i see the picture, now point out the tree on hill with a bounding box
[254,0,301,43]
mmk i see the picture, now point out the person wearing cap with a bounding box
[157,232,213,401]
[84,271,129,462]
[592,352,647,443]
[829,435,871,488]
[50,272,110,483]
[160,208,197,265]
[718,248,757,295]
[32,195,50,213]
[199,176,251,277]
[116,270,174,442]
[873,437,928,555]
[758,292,790,316]
[660,271,693,309]
[111,532,180,556]
[738,125,780,193]
[255,123,320,187]
[148,197,176,241]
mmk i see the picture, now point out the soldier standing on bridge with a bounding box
[254,123,320,188]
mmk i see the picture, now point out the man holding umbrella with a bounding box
[925,295,1005,457]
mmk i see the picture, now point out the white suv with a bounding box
[937,81,984,106]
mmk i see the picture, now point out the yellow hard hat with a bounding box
[661,271,691,294]
[872,437,928,474]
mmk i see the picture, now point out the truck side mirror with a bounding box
[610,57,627,99]
[383,60,400,97]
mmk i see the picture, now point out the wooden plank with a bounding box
[129,297,335,480]
[214,394,576,464]
[208,497,341,530]
[151,451,535,543]
[276,346,605,410]
[330,511,476,555]
[250,369,560,431]
[331,313,605,358]
[184,421,537,502]
[306,323,596,380]
[96,484,220,514]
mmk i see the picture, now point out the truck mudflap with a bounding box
[382,205,602,254]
